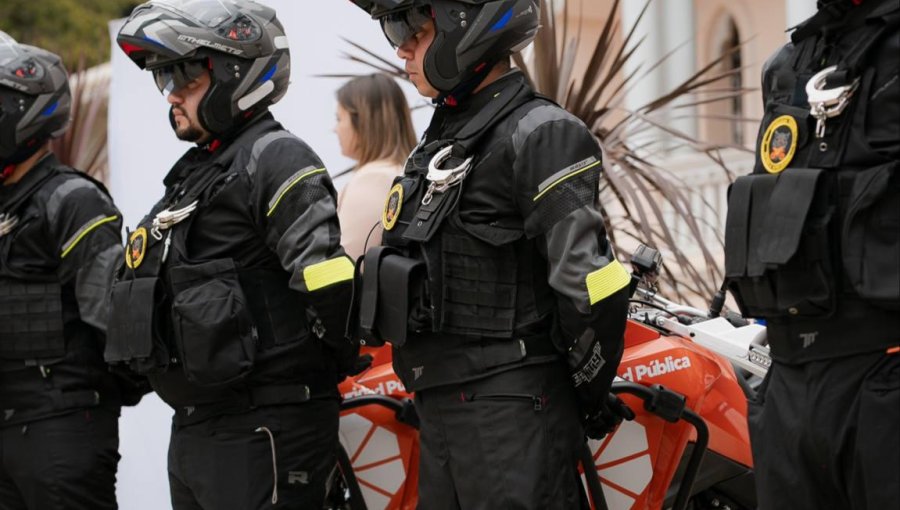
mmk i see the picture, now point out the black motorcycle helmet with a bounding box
[352,0,540,94]
[0,31,71,173]
[117,0,291,136]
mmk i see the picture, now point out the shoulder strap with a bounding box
[793,1,899,82]
[0,166,60,217]
[450,79,536,159]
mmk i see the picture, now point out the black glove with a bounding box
[583,393,634,440]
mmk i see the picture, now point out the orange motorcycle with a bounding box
[327,246,769,510]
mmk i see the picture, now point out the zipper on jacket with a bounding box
[462,392,544,411]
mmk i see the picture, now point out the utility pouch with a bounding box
[170,258,257,387]
[842,162,900,310]
[106,277,169,374]
[359,246,425,347]
[726,168,836,318]
[0,281,65,360]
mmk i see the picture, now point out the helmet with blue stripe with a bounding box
[352,0,540,95]
[0,31,71,171]
[117,0,290,135]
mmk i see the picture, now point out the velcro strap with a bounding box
[758,168,824,265]
[359,247,397,346]
[725,177,753,277]
[746,175,779,277]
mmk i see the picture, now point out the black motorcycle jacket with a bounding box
[363,72,630,416]
[725,0,900,363]
[0,154,124,427]
[105,113,357,425]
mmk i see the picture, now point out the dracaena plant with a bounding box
[330,0,753,304]
[50,60,109,184]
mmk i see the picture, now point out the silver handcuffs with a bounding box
[0,213,18,238]
[806,65,859,139]
[422,145,474,205]
[150,200,198,241]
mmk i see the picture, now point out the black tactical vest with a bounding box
[1,163,118,425]
[105,132,334,422]
[725,1,900,362]
[361,74,561,390]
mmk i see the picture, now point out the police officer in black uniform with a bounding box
[108,2,357,508]
[0,32,127,510]
[724,0,899,507]
[352,1,631,507]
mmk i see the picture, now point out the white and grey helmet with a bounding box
[117,0,291,135]
[0,31,71,171]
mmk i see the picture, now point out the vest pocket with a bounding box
[725,169,836,317]
[842,162,900,310]
[170,259,257,386]
[107,276,169,374]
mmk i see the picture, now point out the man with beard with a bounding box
[108,1,357,508]
[0,32,127,510]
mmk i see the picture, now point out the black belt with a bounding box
[172,382,335,427]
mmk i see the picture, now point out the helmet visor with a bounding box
[380,6,432,48]
[152,59,207,95]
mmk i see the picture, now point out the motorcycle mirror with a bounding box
[630,244,662,284]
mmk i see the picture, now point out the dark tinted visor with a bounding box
[151,59,207,95]
[379,7,432,48]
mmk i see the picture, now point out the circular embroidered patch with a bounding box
[382,183,404,231]
[125,227,148,269]
[760,115,798,174]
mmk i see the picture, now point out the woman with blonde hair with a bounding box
[334,73,417,260]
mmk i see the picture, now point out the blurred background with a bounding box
[1,1,817,509]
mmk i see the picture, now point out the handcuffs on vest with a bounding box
[0,213,18,238]
[149,200,198,263]
[806,65,859,139]
[422,145,474,205]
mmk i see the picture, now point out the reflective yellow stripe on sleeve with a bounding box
[60,215,119,259]
[585,259,631,305]
[266,167,326,217]
[303,256,354,291]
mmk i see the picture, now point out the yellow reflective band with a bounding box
[60,215,118,259]
[266,167,326,217]
[532,159,602,202]
[303,257,354,291]
[585,259,630,305]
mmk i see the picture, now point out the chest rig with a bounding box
[360,77,556,348]
[0,167,68,367]
[105,139,310,389]
[724,2,900,360]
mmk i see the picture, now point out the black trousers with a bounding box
[749,350,900,510]
[414,361,585,510]
[0,409,120,510]
[167,399,339,510]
